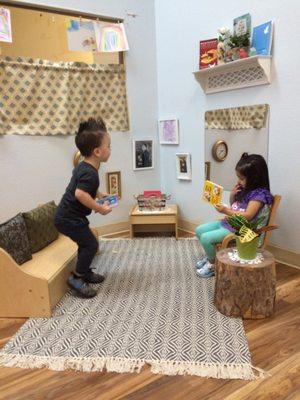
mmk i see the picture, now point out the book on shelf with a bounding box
[202,180,223,206]
[199,39,218,69]
[252,21,273,55]
[233,13,251,37]
[143,190,162,198]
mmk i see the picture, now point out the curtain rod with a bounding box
[0,1,124,23]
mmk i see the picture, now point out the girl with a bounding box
[196,153,273,278]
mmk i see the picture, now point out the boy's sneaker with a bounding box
[196,261,215,278]
[195,256,208,269]
[83,270,105,284]
[68,274,97,298]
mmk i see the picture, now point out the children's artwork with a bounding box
[199,39,218,69]
[233,13,251,37]
[98,23,129,52]
[252,21,273,55]
[202,180,223,205]
[158,119,179,144]
[106,171,121,199]
[176,153,191,180]
[0,8,12,43]
[66,19,96,52]
[133,140,154,170]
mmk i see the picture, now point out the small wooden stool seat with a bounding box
[214,248,276,319]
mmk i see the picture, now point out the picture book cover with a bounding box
[233,13,251,37]
[199,39,218,69]
[252,21,273,55]
[97,195,119,208]
[202,180,223,205]
[0,8,12,43]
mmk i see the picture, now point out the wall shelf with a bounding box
[193,55,272,94]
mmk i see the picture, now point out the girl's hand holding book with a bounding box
[214,204,228,214]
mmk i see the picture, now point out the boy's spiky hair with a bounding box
[75,117,107,157]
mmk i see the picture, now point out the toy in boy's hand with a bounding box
[97,195,118,208]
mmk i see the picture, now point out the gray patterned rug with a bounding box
[0,238,261,379]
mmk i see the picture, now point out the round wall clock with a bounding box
[212,140,228,162]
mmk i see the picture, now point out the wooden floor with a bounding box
[1,232,300,400]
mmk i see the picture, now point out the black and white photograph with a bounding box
[176,153,192,180]
[133,139,154,170]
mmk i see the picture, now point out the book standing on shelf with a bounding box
[199,39,218,69]
[202,180,223,205]
[252,21,273,55]
[233,13,251,37]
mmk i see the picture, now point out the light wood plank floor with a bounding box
[1,232,299,400]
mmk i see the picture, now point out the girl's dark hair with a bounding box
[75,117,107,157]
[235,153,270,201]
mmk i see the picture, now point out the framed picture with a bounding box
[106,171,121,198]
[176,153,191,180]
[133,139,154,170]
[158,118,179,144]
[205,161,211,180]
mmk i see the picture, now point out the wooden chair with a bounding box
[219,194,281,250]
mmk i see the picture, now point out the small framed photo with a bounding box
[106,171,121,199]
[205,161,211,180]
[133,139,154,170]
[176,153,191,180]
[158,118,179,144]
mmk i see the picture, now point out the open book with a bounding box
[202,180,223,205]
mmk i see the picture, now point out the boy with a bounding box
[55,118,112,298]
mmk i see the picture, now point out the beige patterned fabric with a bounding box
[0,56,129,135]
[205,104,268,130]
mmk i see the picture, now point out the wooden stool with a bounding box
[214,248,276,319]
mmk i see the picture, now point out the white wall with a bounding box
[155,0,300,253]
[0,0,160,227]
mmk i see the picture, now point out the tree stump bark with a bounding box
[214,249,276,319]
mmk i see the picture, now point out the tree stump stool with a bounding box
[214,248,276,319]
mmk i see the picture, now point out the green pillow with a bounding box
[23,201,59,253]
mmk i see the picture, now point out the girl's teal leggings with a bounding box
[195,221,231,261]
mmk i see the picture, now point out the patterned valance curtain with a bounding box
[0,56,129,135]
[205,104,269,130]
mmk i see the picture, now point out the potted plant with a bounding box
[226,214,277,260]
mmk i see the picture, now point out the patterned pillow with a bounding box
[0,213,32,265]
[23,201,59,253]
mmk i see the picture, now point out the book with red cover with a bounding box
[143,190,162,198]
[199,38,218,69]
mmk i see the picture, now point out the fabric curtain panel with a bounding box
[0,56,129,135]
[205,104,269,130]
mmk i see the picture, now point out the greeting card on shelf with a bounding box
[233,13,251,37]
[202,180,223,205]
[199,39,218,69]
[252,21,273,55]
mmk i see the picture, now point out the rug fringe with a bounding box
[0,353,267,380]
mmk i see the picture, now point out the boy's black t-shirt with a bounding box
[56,161,99,220]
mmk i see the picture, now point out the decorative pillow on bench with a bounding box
[23,201,59,253]
[0,213,32,264]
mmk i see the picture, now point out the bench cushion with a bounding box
[0,213,32,265]
[23,201,59,253]
[21,234,77,281]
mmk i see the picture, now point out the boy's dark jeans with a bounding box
[55,217,98,276]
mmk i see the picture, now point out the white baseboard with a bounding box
[93,219,300,268]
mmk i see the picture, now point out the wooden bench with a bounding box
[0,234,77,318]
